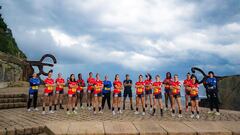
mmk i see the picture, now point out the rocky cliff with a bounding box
[218,75,240,110]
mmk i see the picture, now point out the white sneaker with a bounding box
[34,108,39,111]
[98,111,103,114]
[134,111,139,115]
[208,111,214,114]
[49,110,55,114]
[190,114,195,119]
[164,108,167,111]
[196,114,200,119]
[112,111,116,115]
[42,111,46,115]
[171,113,175,117]
[88,107,91,111]
[73,110,78,114]
[178,114,183,118]
[27,109,31,112]
[93,111,97,115]
[119,110,123,114]
[67,111,71,115]
[80,106,84,109]
[75,107,78,110]
[215,112,220,116]
[142,112,146,116]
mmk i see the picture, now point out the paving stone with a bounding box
[23,125,32,135]
[184,121,232,135]
[104,121,138,135]
[5,127,15,135]
[15,125,24,135]
[45,121,70,135]
[68,121,104,135]
[158,121,196,135]
[133,121,167,135]
[216,121,240,135]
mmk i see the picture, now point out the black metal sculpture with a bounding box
[26,54,57,76]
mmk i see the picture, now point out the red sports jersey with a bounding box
[77,79,85,92]
[87,77,95,91]
[171,81,181,95]
[144,80,152,91]
[113,80,122,94]
[135,81,145,95]
[94,80,103,94]
[163,78,172,89]
[68,81,78,95]
[153,81,162,95]
[189,83,199,97]
[55,78,65,91]
[44,78,54,93]
[183,79,192,91]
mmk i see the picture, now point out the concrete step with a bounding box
[0,97,27,103]
[0,102,26,109]
[0,93,27,98]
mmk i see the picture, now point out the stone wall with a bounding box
[0,52,33,83]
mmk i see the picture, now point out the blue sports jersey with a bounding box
[205,77,217,90]
[29,77,40,94]
[102,80,112,94]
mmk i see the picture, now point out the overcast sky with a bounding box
[1,0,240,81]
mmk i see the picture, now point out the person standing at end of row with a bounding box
[102,75,112,110]
[144,73,153,113]
[123,74,133,110]
[135,75,146,116]
[76,73,86,110]
[27,73,41,112]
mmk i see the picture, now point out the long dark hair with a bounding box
[146,73,152,80]
[78,73,82,80]
[191,74,199,84]
[166,72,172,79]
[139,74,143,81]
[69,74,76,82]
[115,74,119,80]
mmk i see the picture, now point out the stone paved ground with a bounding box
[0,86,240,134]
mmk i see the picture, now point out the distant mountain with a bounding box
[0,7,26,59]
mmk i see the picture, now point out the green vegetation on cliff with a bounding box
[0,7,26,59]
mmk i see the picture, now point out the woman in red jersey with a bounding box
[87,72,95,110]
[189,75,200,119]
[152,75,163,116]
[170,74,182,118]
[93,73,103,114]
[54,73,65,110]
[42,71,55,115]
[183,72,192,112]
[135,75,146,116]
[112,74,123,115]
[144,73,153,113]
[163,72,172,111]
[76,73,86,110]
[67,74,78,115]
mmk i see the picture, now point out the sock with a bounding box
[49,106,52,111]
[153,108,156,114]
[90,103,92,107]
[87,104,89,107]
[93,107,96,111]
[160,109,163,115]
[118,107,120,111]
[112,107,114,111]
[143,108,146,112]
[179,110,182,114]
[54,104,57,110]
[150,105,153,108]
[186,105,188,109]
[172,109,175,114]
[192,111,194,114]
[197,111,199,114]
[80,103,82,107]
[145,104,147,108]
[43,107,45,111]
[67,108,69,111]
[136,107,138,111]
[99,107,101,111]
[166,104,168,108]
[72,108,75,111]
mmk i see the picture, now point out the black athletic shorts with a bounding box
[145,89,152,95]
[154,93,162,99]
[123,89,132,98]
[113,92,122,97]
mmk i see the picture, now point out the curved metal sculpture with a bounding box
[26,54,57,76]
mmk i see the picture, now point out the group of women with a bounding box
[27,71,220,119]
